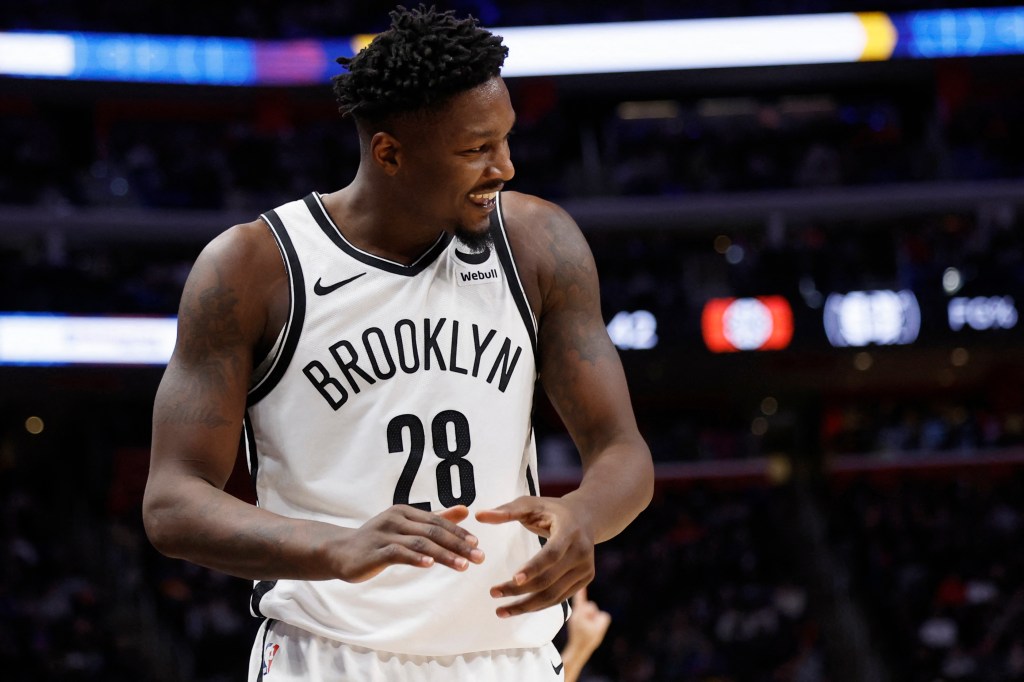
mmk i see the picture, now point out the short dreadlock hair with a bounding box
[332,5,508,123]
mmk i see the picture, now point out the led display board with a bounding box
[3,7,1024,85]
[0,314,177,365]
[702,296,794,353]
[823,290,920,347]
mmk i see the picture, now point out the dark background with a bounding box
[3,2,1024,681]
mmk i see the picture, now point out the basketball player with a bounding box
[143,6,653,680]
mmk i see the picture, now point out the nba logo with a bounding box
[263,643,280,675]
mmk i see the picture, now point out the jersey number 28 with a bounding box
[387,410,476,511]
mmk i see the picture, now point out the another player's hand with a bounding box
[476,496,595,617]
[329,504,484,583]
[567,587,611,655]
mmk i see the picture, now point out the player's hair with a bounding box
[332,4,508,123]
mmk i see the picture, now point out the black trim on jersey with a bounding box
[525,464,546,548]
[304,193,451,276]
[526,463,570,621]
[249,208,306,406]
[526,463,538,497]
[251,581,277,619]
[243,412,259,491]
[490,193,538,356]
[243,411,278,621]
[255,618,276,681]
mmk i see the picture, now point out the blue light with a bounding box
[5,8,1024,87]
[895,7,1024,59]
[72,33,256,85]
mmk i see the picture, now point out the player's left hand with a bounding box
[476,496,595,618]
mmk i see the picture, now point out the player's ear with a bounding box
[370,132,401,176]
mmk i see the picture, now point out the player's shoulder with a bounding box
[498,192,595,315]
[179,217,287,347]
[499,191,578,239]
[184,217,286,312]
[499,191,592,265]
[197,217,280,274]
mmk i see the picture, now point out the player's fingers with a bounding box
[573,586,588,607]
[494,564,592,604]
[493,525,597,598]
[437,504,470,525]
[366,542,444,574]
[384,530,482,570]
[489,563,560,599]
[403,519,486,565]
[474,510,515,524]
[474,496,533,524]
[496,574,591,619]
[396,505,480,548]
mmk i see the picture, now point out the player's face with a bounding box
[399,77,516,243]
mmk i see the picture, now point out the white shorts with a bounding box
[248,619,565,682]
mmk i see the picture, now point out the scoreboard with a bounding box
[606,288,1020,354]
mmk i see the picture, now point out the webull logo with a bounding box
[457,267,499,286]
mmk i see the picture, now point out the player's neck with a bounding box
[321,181,447,266]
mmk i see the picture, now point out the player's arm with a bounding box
[477,195,653,616]
[533,200,654,539]
[143,222,482,581]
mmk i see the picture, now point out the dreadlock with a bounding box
[332,5,508,122]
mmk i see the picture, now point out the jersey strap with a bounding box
[249,208,306,406]
[489,192,538,355]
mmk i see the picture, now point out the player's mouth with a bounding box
[468,190,498,210]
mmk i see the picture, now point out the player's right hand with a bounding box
[327,504,485,582]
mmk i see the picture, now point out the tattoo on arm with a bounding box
[541,222,616,361]
[158,403,231,429]
[539,223,621,450]
[156,268,250,428]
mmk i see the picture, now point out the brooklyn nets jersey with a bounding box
[243,192,566,656]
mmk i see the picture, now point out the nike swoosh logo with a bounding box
[313,272,366,295]
[454,247,490,265]
[552,661,564,675]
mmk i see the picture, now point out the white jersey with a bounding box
[243,191,566,656]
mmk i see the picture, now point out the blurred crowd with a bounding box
[0,467,148,680]
[5,75,1024,209]
[12,450,1024,681]
[827,473,1024,682]
[580,485,824,682]
[821,396,1024,459]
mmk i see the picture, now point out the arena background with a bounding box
[3,2,1024,680]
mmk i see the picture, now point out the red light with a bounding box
[701,296,794,352]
